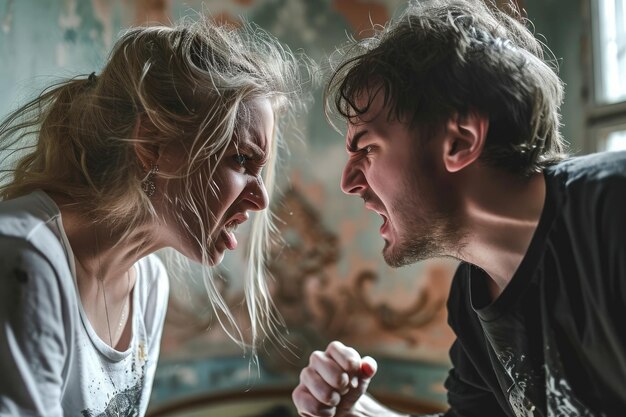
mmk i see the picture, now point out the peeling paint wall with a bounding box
[0,0,134,117]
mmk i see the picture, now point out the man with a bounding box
[292,0,626,416]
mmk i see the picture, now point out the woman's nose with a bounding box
[245,176,269,211]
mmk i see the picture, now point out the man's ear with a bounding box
[132,116,160,170]
[441,111,489,173]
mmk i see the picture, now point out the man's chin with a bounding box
[382,238,434,268]
[383,240,411,268]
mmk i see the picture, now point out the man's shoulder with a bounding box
[545,151,626,214]
[548,151,626,185]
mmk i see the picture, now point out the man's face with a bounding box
[340,91,461,267]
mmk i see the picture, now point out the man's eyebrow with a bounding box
[347,130,368,152]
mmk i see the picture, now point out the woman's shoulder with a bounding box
[0,190,61,242]
[0,191,70,276]
[0,232,78,332]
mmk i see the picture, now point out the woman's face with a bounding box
[159,98,274,265]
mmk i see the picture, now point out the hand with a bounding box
[292,340,378,417]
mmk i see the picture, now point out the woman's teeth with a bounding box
[225,221,239,232]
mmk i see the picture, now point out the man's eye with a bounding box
[362,145,373,154]
[234,154,248,167]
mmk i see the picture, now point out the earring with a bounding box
[142,164,159,197]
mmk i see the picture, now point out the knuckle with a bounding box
[346,347,362,366]
[309,350,324,364]
[302,366,317,380]
[293,384,306,396]
[300,368,312,388]
[309,350,325,364]
[327,340,344,353]
[301,367,316,385]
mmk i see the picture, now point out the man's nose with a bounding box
[340,160,367,196]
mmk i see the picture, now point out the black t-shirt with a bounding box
[439,151,626,417]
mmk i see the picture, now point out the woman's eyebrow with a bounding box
[236,139,267,161]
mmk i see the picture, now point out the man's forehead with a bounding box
[344,91,393,134]
[352,86,386,113]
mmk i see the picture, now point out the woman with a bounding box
[0,19,305,416]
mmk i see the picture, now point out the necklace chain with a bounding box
[98,272,130,347]
[94,229,131,348]
[91,229,133,417]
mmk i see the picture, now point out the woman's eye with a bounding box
[365,145,373,153]
[234,154,248,167]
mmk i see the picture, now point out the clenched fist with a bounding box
[292,341,378,417]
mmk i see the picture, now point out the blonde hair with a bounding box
[0,19,309,356]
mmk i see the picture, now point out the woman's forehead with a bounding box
[236,98,274,148]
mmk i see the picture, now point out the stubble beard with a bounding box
[383,215,461,267]
[382,179,463,268]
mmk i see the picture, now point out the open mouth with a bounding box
[379,213,389,234]
[224,219,240,233]
[365,203,389,235]
[221,215,247,251]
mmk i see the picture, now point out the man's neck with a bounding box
[456,168,547,299]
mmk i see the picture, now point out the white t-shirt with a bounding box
[0,190,169,417]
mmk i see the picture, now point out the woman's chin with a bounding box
[177,244,225,266]
[205,248,225,266]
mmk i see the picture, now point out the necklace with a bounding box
[90,229,134,417]
[94,230,131,348]
[98,271,130,347]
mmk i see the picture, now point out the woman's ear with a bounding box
[441,111,489,173]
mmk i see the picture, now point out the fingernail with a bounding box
[351,376,359,388]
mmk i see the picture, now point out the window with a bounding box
[588,0,626,151]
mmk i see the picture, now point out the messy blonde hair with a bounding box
[0,19,309,356]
